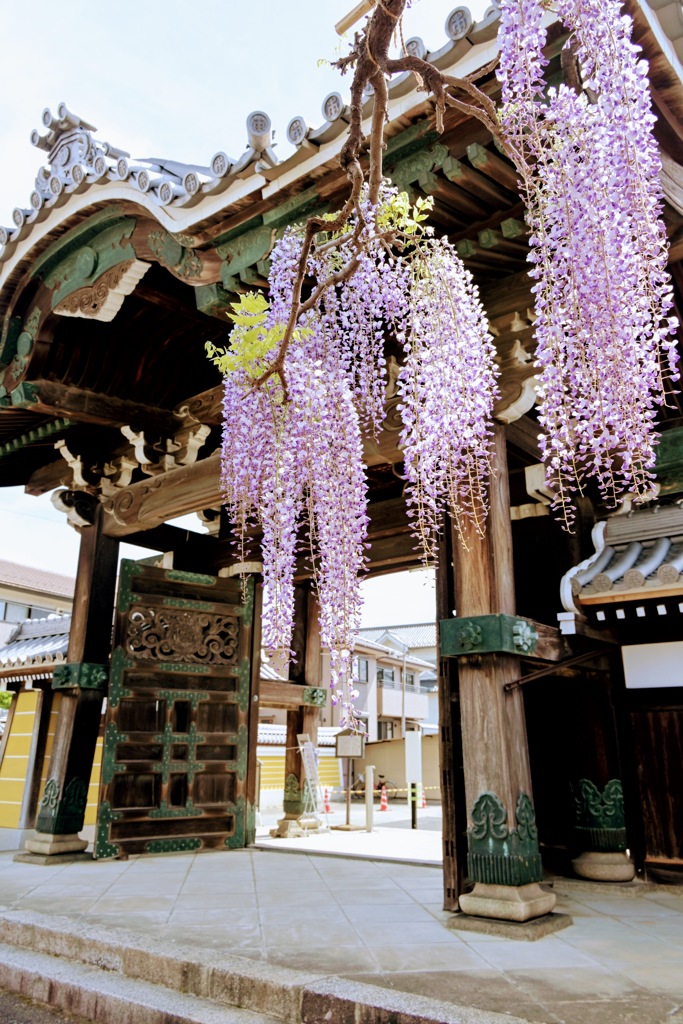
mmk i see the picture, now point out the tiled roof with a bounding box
[561,505,683,610]
[359,623,437,649]
[0,613,70,667]
[257,724,340,747]
[0,559,75,600]
[260,661,288,682]
[0,10,506,259]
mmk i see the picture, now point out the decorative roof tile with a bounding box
[561,504,683,609]
[0,6,510,266]
[257,724,340,747]
[0,612,70,667]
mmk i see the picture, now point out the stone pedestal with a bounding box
[572,850,635,882]
[24,832,88,856]
[270,814,326,838]
[459,882,556,922]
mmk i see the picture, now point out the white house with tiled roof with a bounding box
[359,622,437,667]
[0,560,74,644]
[320,635,434,742]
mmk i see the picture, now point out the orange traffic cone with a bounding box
[379,784,389,811]
[421,784,427,809]
[323,786,332,814]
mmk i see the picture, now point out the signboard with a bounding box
[622,641,683,688]
[335,729,366,759]
[404,729,422,784]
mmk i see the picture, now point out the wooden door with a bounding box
[95,561,259,858]
[629,698,683,879]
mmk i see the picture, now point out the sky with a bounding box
[0,0,490,624]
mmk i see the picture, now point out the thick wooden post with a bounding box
[436,520,468,910]
[453,426,555,921]
[24,505,119,858]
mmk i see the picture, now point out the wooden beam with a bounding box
[506,416,542,461]
[26,458,73,496]
[102,453,223,537]
[419,174,488,221]
[259,678,309,708]
[27,380,178,434]
[443,155,515,207]
[467,142,520,193]
[117,520,223,558]
[450,201,527,247]
[481,269,534,320]
[135,283,207,322]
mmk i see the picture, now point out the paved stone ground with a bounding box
[0,848,682,1024]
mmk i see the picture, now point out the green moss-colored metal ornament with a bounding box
[467,791,544,886]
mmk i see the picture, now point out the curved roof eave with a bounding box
[0,26,508,310]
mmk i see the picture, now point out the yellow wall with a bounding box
[355,733,441,799]
[0,691,38,829]
[258,750,343,793]
[84,737,102,826]
[0,691,102,831]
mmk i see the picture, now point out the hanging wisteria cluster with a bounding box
[212,189,498,727]
[211,0,678,727]
[497,0,678,523]
[398,240,499,557]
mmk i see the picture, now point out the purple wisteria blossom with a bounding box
[398,239,499,551]
[498,0,678,521]
[220,188,499,727]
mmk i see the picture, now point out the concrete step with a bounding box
[0,942,280,1024]
[0,909,529,1024]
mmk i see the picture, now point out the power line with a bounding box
[0,506,65,525]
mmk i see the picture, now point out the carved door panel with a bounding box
[95,561,259,858]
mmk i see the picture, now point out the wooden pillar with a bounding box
[436,519,468,910]
[453,426,555,921]
[245,578,262,846]
[270,587,326,837]
[24,505,119,857]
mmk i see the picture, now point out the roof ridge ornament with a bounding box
[29,103,129,213]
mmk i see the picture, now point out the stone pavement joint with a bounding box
[0,910,531,1024]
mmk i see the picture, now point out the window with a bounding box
[377,720,394,740]
[3,602,29,623]
[377,667,395,687]
[30,606,52,619]
[405,671,416,689]
[356,658,369,683]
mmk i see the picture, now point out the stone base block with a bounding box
[23,833,88,856]
[458,882,556,922]
[551,876,651,898]
[14,851,92,866]
[447,910,572,941]
[270,815,327,838]
[572,850,635,882]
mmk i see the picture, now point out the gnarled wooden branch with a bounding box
[249,0,514,396]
